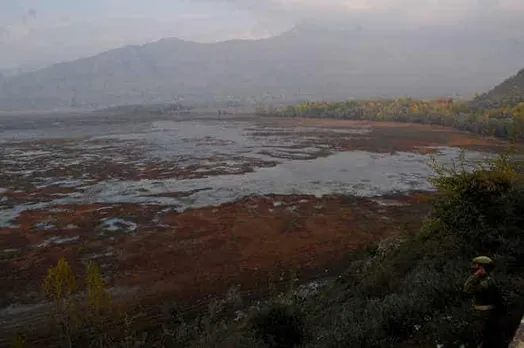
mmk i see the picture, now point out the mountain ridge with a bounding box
[1,24,523,111]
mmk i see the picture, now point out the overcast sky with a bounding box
[1,0,523,70]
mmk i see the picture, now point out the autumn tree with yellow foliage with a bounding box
[261,97,523,140]
[42,257,79,348]
[41,258,115,348]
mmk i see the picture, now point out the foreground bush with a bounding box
[300,153,524,347]
[251,302,307,348]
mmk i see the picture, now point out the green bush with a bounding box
[297,153,524,347]
[427,153,524,254]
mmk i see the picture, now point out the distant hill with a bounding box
[0,73,5,93]
[97,103,192,115]
[472,68,524,109]
[0,23,523,111]
[0,64,43,78]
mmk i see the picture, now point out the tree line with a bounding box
[255,98,524,140]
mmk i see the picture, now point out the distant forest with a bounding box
[256,68,524,140]
[256,98,524,140]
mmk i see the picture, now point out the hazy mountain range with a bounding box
[0,23,523,111]
[0,64,47,78]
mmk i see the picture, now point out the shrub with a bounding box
[251,302,307,348]
[299,153,524,347]
[85,261,112,327]
[11,334,25,348]
[427,152,524,253]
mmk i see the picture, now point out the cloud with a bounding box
[208,0,524,30]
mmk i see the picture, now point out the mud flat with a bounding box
[0,115,507,342]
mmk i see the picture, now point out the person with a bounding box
[463,256,503,348]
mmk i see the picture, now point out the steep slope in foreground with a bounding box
[472,68,524,109]
[0,24,523,110]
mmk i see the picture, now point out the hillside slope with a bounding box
[472,68,524,109]
[0,24,523,110]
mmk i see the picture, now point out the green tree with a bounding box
[42,258,79,348]
[11,334,25,348]
[511,102,524,140]
[85,261,112,326]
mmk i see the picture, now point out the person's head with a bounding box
[471,256,494,274]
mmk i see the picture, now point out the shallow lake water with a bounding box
[0,114,493,226]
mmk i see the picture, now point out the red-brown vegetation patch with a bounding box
[264,118,508,153]
[0,194,432,309]
[111,194,431,304]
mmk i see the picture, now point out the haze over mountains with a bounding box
[0,22,523,111]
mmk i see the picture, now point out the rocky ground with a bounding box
[0,115,509,343]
